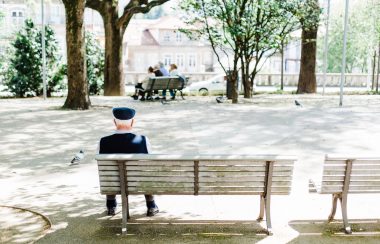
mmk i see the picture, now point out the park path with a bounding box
[0,95,380,243]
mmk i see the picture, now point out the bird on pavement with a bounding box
[216,96,226,103]
[295,100,302,107]
[70,150,85,165]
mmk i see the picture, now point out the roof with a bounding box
[141,29,159,45]
[148,16,193,30]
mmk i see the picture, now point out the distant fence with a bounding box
[124,72,372,87]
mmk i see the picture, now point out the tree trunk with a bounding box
[297,26,318,94]
[280,42,284,91]
[244,59,253,98]
[241,57,252,98]
[229,70,239,103]
[103,3,125,96]
[62,0,90,109]
[377,41,380,92]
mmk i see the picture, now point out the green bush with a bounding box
[4,19,65,97]
[86,32,104,95]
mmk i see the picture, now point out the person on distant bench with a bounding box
[152,64,164,100]
[165,64,185,100]
[131,66,155,101]
[158,61,169,76]
[98,107,159,216]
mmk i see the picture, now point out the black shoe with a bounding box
[140,97,146,101]
[170,96,175,100]
[147,207,159,217]
[107,207,116,216]
[131,95,138,100]
[162,97,166,100]
[154,96,160,100]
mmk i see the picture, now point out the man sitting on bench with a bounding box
[98,107,159,216]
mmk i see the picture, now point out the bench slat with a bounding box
[99,171,120,176]
[349,182,380,186]
[128,176,194,182]
[99,176,120,182]
[128,182,194,187]
[126,161,195,166]
[199,181,291,187]
[350,169,380,174]
[127,171,194,177]
[128,186,195,192]
[349,186,380,191]
[100,186,120,192]
[128,191,195,195]
[98,161,119,166]
[98,165,119,171]
[352,164,380,170]
[199,160,294,166]
[322,175,345,181]
[126,166,194,171]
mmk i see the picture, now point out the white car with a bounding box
[186,74,226,95]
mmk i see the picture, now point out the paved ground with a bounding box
[0,94,380,243]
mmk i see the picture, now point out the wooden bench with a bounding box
[95,154,296,235]
[142,76,187,100]
[310,155,380,234]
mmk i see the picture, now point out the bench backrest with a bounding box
[96,154,296,196]
[320,155,380,194]
[143,77,185,91]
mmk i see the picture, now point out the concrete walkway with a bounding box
[1,95,380,243]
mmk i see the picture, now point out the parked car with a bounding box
[185,74,226,95]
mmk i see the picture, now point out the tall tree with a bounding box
[86,0,169,96]
[180,0,245,103]
[294,0,321,93]
[62,0,90,109]
[238,0,299,98]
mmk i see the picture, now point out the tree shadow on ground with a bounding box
[2,96,380,243]
[289,219,380,244]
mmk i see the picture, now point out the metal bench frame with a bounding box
[143,76,187,100]
[96,154,296,235]
[312,155,380,234]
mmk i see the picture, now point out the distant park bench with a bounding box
[309,155,380,234]
[95,154,296,235]
[142,76,187,100]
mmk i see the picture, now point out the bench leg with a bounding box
[328,193,339,222]
[264,195,273,235]
[180,91,185,100]
[121,193,128,234]
[257,194,264,221]
[127,195,130,220]
[339,194,352,234]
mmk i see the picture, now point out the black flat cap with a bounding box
[112,107,136,120]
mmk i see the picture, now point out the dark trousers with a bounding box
[106,194,155,208]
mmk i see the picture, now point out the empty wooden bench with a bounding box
[310,155,380,234]
[142,76,187,100]
[95,154,296,235]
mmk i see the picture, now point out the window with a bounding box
[176,54,184,67]
[176,32,182,43]
[164,54,172,67]
[188,54,196,67]
[11,9,24,26]
[163,32,170,42]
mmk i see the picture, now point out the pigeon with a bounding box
[70,150,85,165]
[216,96,226,103]
[295,100,302,107]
